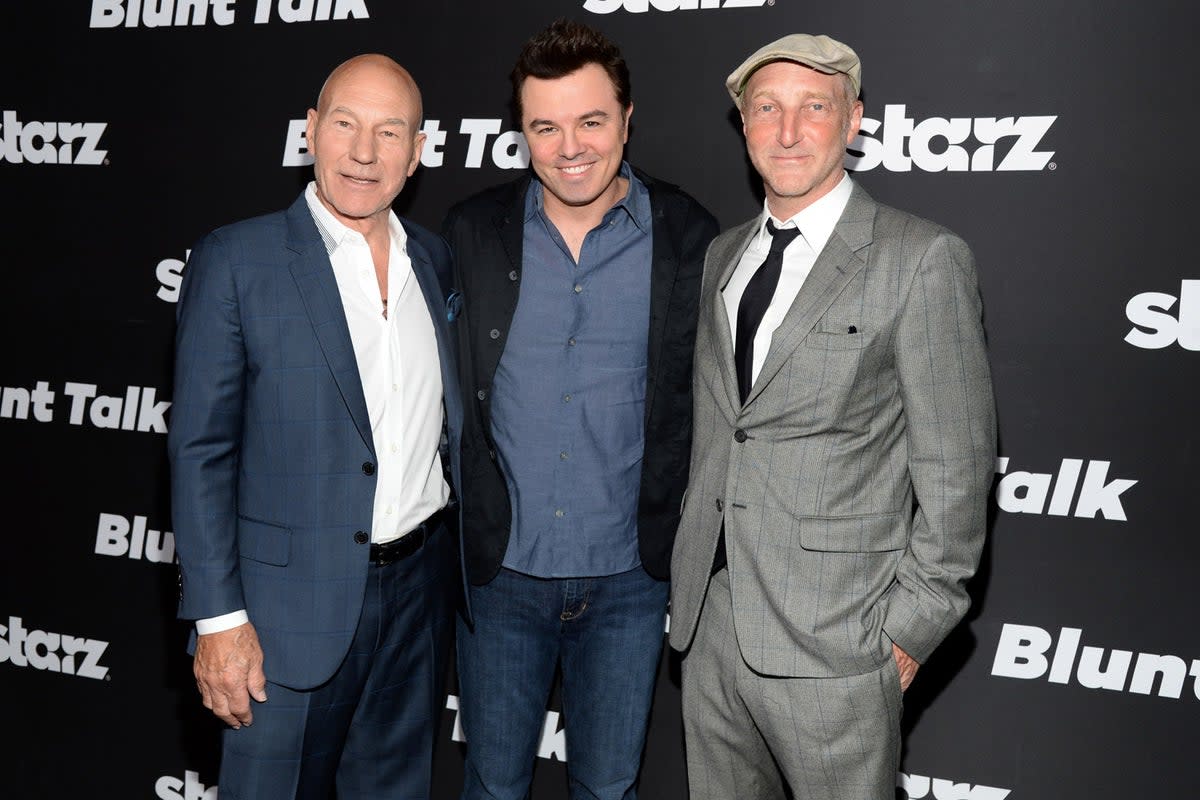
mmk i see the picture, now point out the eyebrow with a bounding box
[328,107,408,127]
[527,109,611,128]
[749,89,836,103]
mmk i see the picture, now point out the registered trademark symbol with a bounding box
[1048,162,1056,170]
[105,673,112,681]
[103,158,110,166]
[767,0,775,4]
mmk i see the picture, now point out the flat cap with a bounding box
[725,33,861,103]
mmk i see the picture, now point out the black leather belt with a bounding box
[368,509,443,567]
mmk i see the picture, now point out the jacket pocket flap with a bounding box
[237,517,291,565]
[798,513,906,552]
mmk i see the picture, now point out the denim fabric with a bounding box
[457,566,669,800]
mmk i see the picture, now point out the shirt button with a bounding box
[554,509,565,518]
[563,394,572,403]
[391,443,399,453]
[568,337,576,346]
[573,284,583,294]
[385,506,393,515]
[392,383,398,392]
[560,451,569,460]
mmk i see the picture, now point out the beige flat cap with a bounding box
[725,33,861,103]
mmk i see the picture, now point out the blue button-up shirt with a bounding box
[491,164,653,578]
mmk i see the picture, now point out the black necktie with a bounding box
[734,220,801,403]
[711,222,801,577]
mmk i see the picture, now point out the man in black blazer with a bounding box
[443,20,717,800]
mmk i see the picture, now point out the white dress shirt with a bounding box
[196,184,448,635]
[722,171,854,385]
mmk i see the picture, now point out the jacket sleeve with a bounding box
[167,231,247,622]
[881,230,996,663]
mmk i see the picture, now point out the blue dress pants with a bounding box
[216,523,456,800]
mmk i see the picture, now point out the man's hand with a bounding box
[194,622,268,728]
[892,642,920,692]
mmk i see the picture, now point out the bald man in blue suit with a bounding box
[168,55,463,799]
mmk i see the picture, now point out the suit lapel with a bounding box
[744,185,876,407]
[284,196,375,456]
[710,220,759,415]
[402,226,460,431]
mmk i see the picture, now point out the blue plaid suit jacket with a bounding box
[168,192,463,690]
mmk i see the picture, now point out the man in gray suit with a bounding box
[669,33,996,799]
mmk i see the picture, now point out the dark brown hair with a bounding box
[510,19,632,123]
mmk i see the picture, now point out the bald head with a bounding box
[316,54,423,127]
[304,53,428,236]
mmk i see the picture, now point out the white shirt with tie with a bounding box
[722,171,854,385]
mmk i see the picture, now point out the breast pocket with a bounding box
[804,321,867,351]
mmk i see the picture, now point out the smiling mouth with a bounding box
[559,163,594,176]
[342,174,378,185]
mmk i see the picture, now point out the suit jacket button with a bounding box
[362,461,375,475]
[733,429,748,443]
[489,328,501,339]
[715,498,723,512]
[476,389,487,401]
[508,270,518,281]
[354,531,369,544]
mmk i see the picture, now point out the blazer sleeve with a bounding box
[167,231,248,621]
[882,230,996,664]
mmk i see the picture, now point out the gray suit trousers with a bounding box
[682,569,902,800]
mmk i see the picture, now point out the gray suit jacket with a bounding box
[669,183,996,678]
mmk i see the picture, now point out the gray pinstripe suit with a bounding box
[669,183,996,798]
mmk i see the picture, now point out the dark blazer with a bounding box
[443,170,718,585]
[168,192,463,690]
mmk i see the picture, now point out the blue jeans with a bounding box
[456,566,669,800]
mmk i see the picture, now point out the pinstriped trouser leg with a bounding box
[681,568,902,800]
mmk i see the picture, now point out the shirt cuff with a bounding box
[195,610,249,635]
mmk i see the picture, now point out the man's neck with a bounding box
[543,175,629,237]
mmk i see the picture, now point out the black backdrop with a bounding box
[2,2,1196,798]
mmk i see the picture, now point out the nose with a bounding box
[349,128,377,164]
[559,127,585,160]
[778,108,803,148]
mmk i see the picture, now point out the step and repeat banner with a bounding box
[1,1,1195,798]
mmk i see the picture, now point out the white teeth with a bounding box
[562,164,591,175]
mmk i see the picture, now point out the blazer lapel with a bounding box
[744,185,876,407]
[711,220,759,414]
[284,196,375,456]
[402,226,461,429]
[644,185,680,426]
